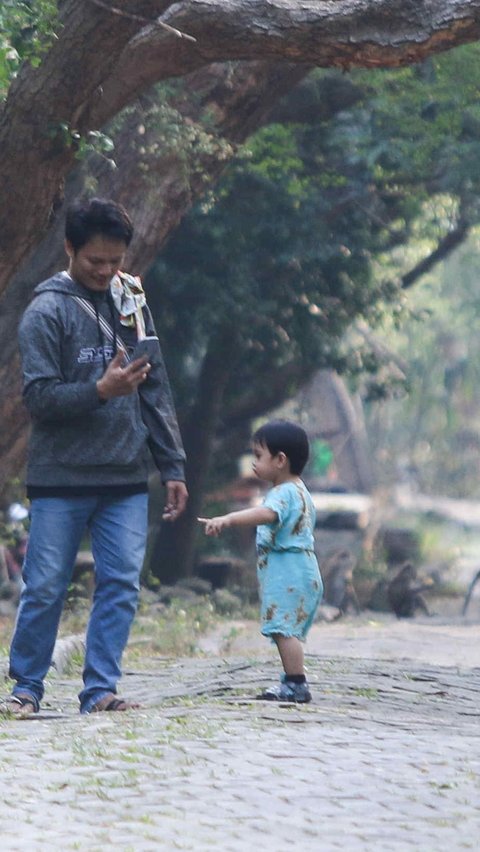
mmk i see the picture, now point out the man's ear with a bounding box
[64,239,74,259]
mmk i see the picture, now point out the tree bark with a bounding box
[2,0,480,293]
[299,370,375,493]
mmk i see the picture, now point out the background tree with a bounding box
[2,0,480,289]
[2,2,480,494]
[364,232,480,498]
[143,50,480,578]
[3,3,480,574]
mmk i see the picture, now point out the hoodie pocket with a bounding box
[51,399,149,466]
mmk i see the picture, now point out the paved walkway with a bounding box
[1,616,480,851]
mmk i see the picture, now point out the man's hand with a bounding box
[97,352,151,400]
[162,480,188,521]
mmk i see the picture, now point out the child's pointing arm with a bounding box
[198,506,277,537]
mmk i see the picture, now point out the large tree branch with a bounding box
[402,220,470,289]
[2,0,480,293]
[90,0,480,124]
[0,0,173,292]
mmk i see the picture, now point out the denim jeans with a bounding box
[9,493,148,713]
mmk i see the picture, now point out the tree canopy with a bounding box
[152,45,480,424]
[2,1,480,293]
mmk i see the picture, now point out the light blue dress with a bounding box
[256,481,323,640]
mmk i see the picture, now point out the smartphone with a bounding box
[131,335,159,362]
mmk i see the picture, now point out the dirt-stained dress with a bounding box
[256,481,323,640]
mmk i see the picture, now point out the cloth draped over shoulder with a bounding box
[110,272,147,338]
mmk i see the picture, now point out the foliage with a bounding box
[0,593,221,662]
[110,88,234,186]
[48,121,116,164]
[364,230,480,497]
[145,104,406,434]
[321,48,480,497]
[142,46,480,566]
[351,46,480,198]
[146,50,480,444]
[0,0,59,99]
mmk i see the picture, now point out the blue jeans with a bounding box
[9,493,148,713]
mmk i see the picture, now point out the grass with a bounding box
[0,592,233,682]
[126,597,218,663]
[350,686,379,699]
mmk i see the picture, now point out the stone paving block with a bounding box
[1,651,480,850]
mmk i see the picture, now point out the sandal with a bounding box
[2,694,39,717]
[90,693,141,713]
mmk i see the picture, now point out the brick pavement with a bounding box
[1,641,480,851]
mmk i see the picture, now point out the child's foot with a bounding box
[257,680,312,703]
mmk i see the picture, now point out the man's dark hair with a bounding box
[253,419,310,475]
[65,197,134,252]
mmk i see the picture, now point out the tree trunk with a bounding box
[148,330,237,582]
[300,370,375,493]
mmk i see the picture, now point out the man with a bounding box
[6,197,188,715]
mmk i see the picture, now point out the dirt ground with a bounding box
[2,592,480,671]
[197,597,480,669]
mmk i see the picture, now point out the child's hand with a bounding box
[197,516,230,537]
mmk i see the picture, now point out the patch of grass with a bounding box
[350,687,379,699]
[125,598,218,662]
[0,594,224,675]
[58,648,85,677]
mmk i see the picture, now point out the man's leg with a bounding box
[9,497,92,710]
[79,492,148,714]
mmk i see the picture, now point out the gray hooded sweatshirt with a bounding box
[19,272,185,494]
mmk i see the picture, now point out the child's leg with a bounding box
[258,633,311,702]
[273,634,304,676]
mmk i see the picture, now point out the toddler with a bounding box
[199,419,323,702]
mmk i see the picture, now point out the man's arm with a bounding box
[137,306,186,485]
[20,308,103,420]
[20,310,149,421]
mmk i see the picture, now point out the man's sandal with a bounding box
[2,694,39,717]
[90,693,141,713]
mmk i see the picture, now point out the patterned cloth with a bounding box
[110,272,146,337]
[256,481,323,640]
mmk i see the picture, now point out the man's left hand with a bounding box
[162,481,188,521]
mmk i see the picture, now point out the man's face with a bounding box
[65,235,127,292]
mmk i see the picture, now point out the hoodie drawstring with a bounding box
[106,290,118,358]
[92,293,118,373]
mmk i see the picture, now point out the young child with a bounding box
[198,419,323,703]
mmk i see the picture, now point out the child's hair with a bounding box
[253,419,309,475]
[65,197,134,252]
